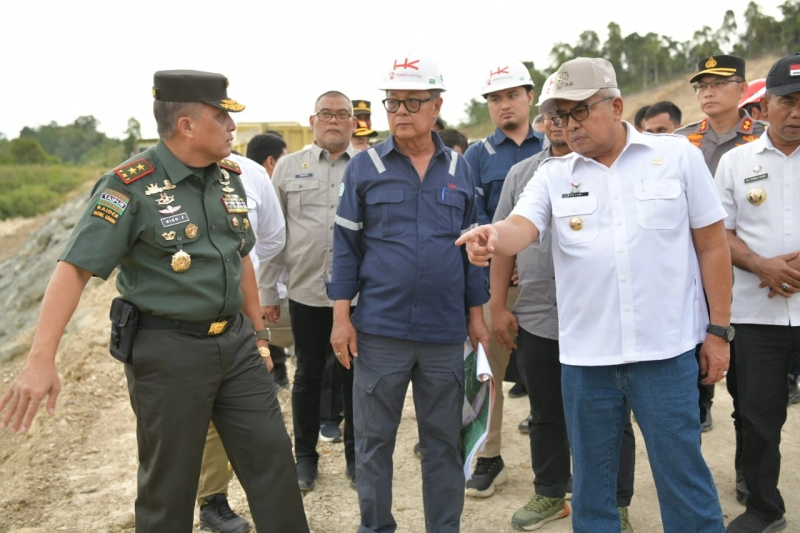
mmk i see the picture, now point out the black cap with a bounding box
[152,70,245,112]
[353,100,371,115]
[690,55,746,83]
[766,53,800,96]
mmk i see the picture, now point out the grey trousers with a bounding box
[124,312,309,533]
[354,332,465,533]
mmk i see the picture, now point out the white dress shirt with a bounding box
[716,133,800,326]
[511,124,727,366]
[228,153,285,273]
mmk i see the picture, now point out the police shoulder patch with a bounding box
[218,159,242,174]
[114,158,156,184]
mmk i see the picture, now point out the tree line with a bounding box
[462,0,800,129]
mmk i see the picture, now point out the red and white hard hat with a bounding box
[739,78,766,108]
[536,72,558,113]
[378,52,446,92]
[480,60,534,97]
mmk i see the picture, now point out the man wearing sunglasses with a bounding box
[328,53,490,533]
[261,91,358,492]
[457,57,731,533]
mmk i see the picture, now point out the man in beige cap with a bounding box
[457,57,730,532]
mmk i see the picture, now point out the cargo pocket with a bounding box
[354,361,384,434]
[366,189,405,237]
[285,178,321,211]
[436,188,467,235]
[634,179,684,230]
[552,196,599,246]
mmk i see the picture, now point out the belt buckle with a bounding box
[207,320,228,336]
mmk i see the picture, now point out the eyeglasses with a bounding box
[314,110,353,122]
[551,96,614,128]
[382,96,436,113]
[692,79,744,93]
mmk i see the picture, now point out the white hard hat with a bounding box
[480,60,534,97]
[537,72,558,112]
[378,52,446,92]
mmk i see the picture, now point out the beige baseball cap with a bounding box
[551,57,617,102]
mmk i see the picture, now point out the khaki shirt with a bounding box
[259,142,355,307]
[674,110,766,174]
[61,141,256,321]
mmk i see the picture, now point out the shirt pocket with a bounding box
[285,178,321,211]
[552,196,599,246]
[436,188,468,235]
[365,189,405,237]
[152,226,206,266]
[633,179,684,230]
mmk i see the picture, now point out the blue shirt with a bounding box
[326,133,489,343]
[464,125,544,225]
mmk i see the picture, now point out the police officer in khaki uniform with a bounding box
[675,54,767,175]
[0,70,309,533]
[675,54,767,506]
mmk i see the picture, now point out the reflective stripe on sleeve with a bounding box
[475,187,485,196]
[482,139,496,155]
[448,150,458,176]
[335,215,363,231]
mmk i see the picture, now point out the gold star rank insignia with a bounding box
[114,158,155,184]
[218,159,242,174]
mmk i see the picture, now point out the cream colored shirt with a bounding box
[259,142,356,308]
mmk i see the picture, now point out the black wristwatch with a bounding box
[706,324,735,343]
[255,328,271,342]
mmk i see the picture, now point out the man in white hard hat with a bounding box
[457,57,730,532]
[327,52,490,533]
[463,60,545,498]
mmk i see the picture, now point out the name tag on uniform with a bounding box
[744,173,768,183]
[161,213,190,227]
[562,192,589,198]
[295,173,315,179]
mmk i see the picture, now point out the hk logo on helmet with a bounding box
[393,58,420,70]
[490,67,509,77]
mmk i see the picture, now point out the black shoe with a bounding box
[465,456,507,497]
[518,415,532,434]
[508,382,527,398]
[726,511,786,533]
[199,494,251,533]
[413,442,422,458]
[788,376,800,406]
[319,422,343,443]
[345,461,357,490]
[297,461,318,492]
[701,412,714,432]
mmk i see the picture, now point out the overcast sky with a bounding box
[0,0,786,141]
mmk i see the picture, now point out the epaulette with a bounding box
[218,158,242,174]
[114,158,156,184]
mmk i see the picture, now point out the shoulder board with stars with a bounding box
[114,158,156,184]
[218,159,242,174]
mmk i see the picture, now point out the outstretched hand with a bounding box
[454,225,499,267]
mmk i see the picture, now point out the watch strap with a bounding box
[255,328,271,342]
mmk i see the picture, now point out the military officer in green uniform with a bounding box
[0,70,309,533]
[675,54,767,175]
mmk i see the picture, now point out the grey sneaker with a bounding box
[618,506,633,533]
[726,511,786,533]
[465,456,507,497]
[511,494,569,530]
[199,494,251,533]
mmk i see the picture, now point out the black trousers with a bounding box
[516,327,635,505]
[289,300,354,464]
[734,323,798,522]
[320,349,344,424]
[124,312,308,533]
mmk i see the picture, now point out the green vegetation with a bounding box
[0,165,101,219]
[0,115,142,219]
[459,0,800,137]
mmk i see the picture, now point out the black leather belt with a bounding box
[138,312,236,336]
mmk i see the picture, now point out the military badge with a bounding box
[171,250,191,272]
[747,188,766,205]
[221,194,248,214]
[114,158,155,184]
[185,223,198,239]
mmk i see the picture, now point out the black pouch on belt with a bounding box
[109,297,139,364]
